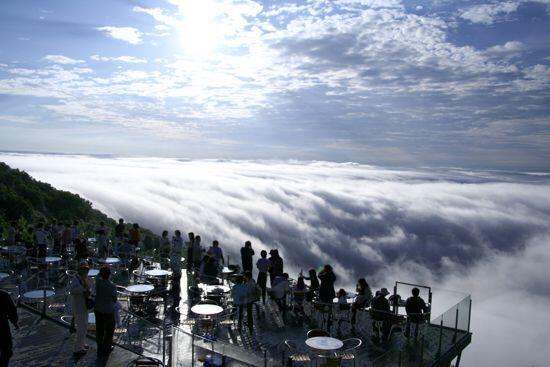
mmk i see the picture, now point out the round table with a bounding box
[221,267,235,274]
[45,256,62,263]
[98,257,120,264]
[144,269,172,277]
[88,269,100,277]
[191,304,224,316]
[88,312,96,324]
[305,337,343,351]
[1,245,26,253]
[0,272,10,280]
[23,290,55,299]
[126,284,155,293]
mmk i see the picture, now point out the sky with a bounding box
[2,153,550,366]
[1,0,550,169]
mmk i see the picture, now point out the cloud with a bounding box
[90,55,147,64]
[1,154,549,366]
[459,2,520,24]
[43,55,85,65]
[96,26,143,44]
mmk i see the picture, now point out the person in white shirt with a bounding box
[256,250,271,304]
[171,230,184,275]
[6,221,17,246]
[270,273,290,315]
[70,264,90,356]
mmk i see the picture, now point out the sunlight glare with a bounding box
[179,0,223,58]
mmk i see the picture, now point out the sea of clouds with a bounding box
[2,153,550,366]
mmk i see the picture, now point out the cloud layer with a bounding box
[1,153,549,366]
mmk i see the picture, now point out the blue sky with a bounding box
[1,0,550,169]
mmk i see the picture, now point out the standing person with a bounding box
[160,230,171,267]
[129,223,140,247]
[318,265,336,303]
[50,219,63,254]
[209,240,224,266]
[256,250,271,305]
[185,232,195,272]
[405,287,429,338]
[35,222,49,258]
[71,220,80,244]
[70,264,91,356]
[240,241,255,274]
[304,269,320,301]
[0,289,18,366]
[6,221,17,246]
[268,250,283,287]
[114,219,125,240]
[371,288,391,342]
[171,230,184,276]
[74,238,89,262]
[61,223,72,255]
[96,229,108,258]
[243,271,260,333]
[94,267,117,355]
[192,235,202,270]
[231,275,247,332]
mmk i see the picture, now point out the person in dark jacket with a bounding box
[240,241,255,273]
[268,249,283,286]
[371,288,391,342]
[317,264,336,303]
[304,268,320,301]
[94,267,117,355]
[0,290,18,366]
[405,287,429,338]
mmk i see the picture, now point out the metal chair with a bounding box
[307,328,329,338]
[284,340,311,365]
[337,338,362,366]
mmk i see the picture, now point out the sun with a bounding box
[179,0,223,58]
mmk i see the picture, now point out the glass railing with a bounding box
[372,285,472,367]
[171,325,281,366]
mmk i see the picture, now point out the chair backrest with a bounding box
[341,337,362,351]
[284,340,297,351]
[307,329,329,338]
[338,303,351,311]
[199,299,218,305]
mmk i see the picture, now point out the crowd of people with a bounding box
[1,218,431,365]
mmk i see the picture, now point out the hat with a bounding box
[380,288,390,296]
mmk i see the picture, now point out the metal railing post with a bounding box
[192,333,195,367]
[467,299,472,332]
[436,319,443,358]
[453,307,459,343]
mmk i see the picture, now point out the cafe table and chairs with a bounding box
[22,287,56,317]
[191,302,224,334]
[126,283,155,315]
[305,336,344,361]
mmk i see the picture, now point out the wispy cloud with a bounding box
[43,54,85,65]
[96,26,143,45]
[90,55,147,64]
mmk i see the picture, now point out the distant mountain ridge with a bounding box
[0,162,157,247]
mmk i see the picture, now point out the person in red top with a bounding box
[129,223,140,247]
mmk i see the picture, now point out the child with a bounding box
[337,288,348,304]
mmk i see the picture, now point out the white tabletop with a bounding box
[0,272,9,280]
[126,284,155,293]
[144,269,172,277]
[221,267,235,274]
[1,245,26,253]
[88,312,96,324]
[333,297,354,304]
[88,269,100,277]
[45,256,62,263]
[191,304,224,316]
[305,337,343,351]
[199,284,231,293]
[98,257,120,264]
[24,290,55,299]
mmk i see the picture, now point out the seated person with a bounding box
[370,288,391,342]
[337,288,347,304]
[292,276,308,319]
[269,273,290,312]
[405,287,429,337]
[352,278,373,325]
[199,251,219,282]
